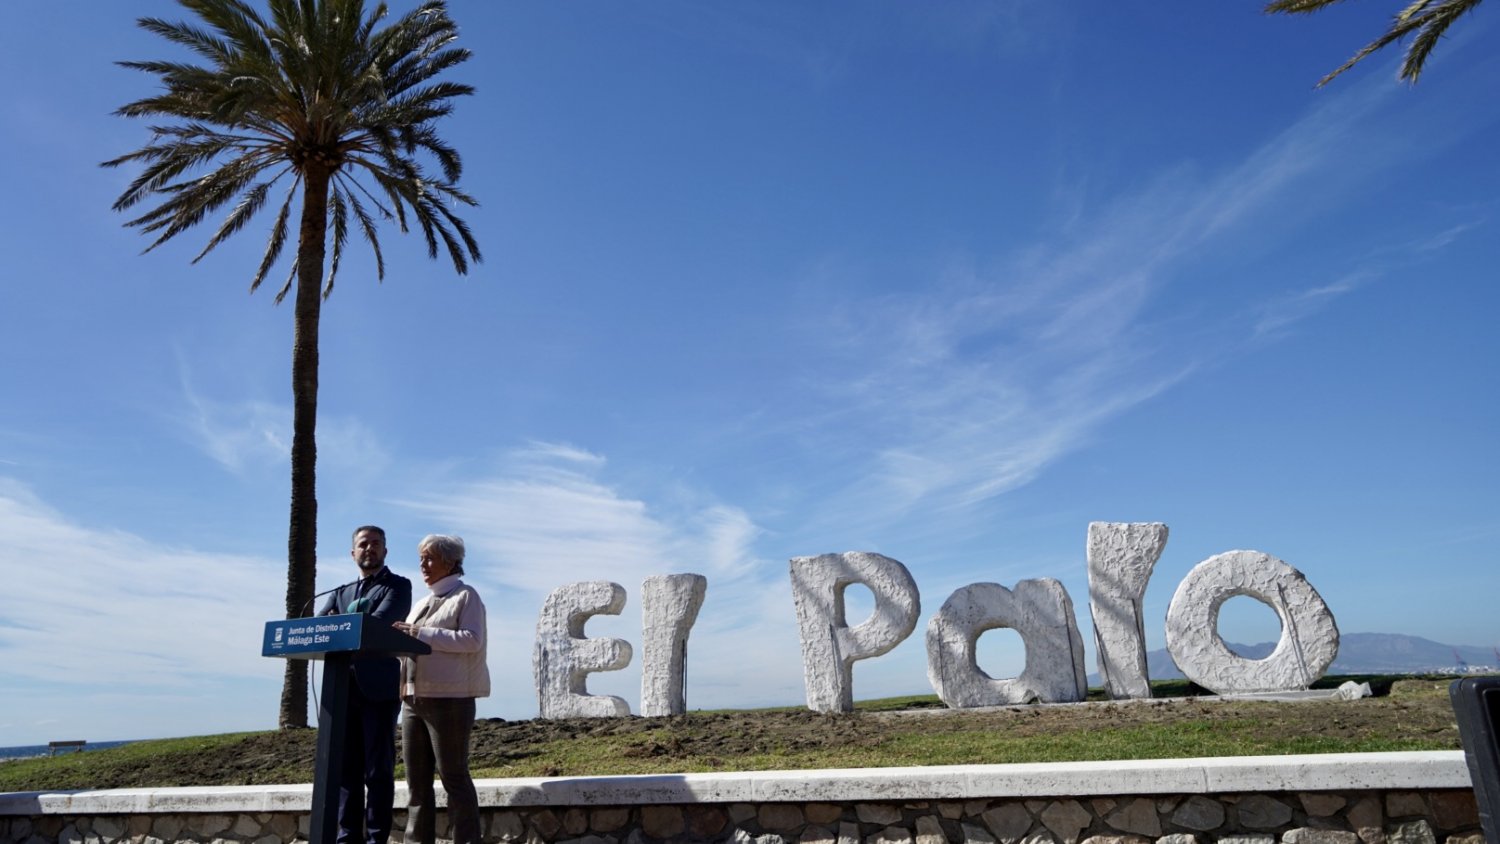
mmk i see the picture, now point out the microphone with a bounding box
[298,578,363,618]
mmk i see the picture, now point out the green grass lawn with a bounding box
[0,675,1468,792]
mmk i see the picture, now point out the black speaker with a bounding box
[1451,677,1500,844]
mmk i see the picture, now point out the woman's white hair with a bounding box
[419,533,466,575]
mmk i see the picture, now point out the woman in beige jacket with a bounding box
[392,534,489,844]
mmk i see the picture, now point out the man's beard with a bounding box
[357,557,384,572]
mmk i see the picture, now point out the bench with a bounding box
[47,740,85,756]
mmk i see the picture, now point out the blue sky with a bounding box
[1,2,1496,747]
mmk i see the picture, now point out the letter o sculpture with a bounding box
[1165,550,1339,694]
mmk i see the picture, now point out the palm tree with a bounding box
[104,0,481,728]
[1265,0,1485,86]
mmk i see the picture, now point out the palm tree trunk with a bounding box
[279,165,331,730]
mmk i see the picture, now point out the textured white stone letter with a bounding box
[639,573,707,717]
[1087,522,1169,700]
[533,580,634,718]
[789,551,920,713]
[925,578,1087,707]
[1165,550,1339,694]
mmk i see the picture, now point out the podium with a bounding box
[264,613,430,844]
[1451,677,1500,844]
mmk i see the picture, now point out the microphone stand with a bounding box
[299,578,363,618]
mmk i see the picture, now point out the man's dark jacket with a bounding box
[318,566,413,700]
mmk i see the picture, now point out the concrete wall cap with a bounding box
[0,752,1468,815]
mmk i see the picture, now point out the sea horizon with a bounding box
[0,740,134,763]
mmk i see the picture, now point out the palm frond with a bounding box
[1265,0,1352,11]
[135,17,237,65]
[336,166,397,223]
[410,192,442,260]
[130,156,272,251]
[194,178,275,262]
[181,0,272,47]
[272,261,298,304]
[1399,0,1482,81]
[1266,0,1484,85]
[400,123,463,182]
[362,162,420,233]
[383,47,472,99]
[344,188,387,280]
[369,80,474,128]
[104,133,257,211]
[427,194,482,272]
[250,181,299,293]
[325,188,350,298]
[356,1,387,47]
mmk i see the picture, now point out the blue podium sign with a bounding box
[262,614,366,658]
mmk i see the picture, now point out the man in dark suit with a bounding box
[319,525,412,844]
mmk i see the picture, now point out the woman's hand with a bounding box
[392,621,413,635]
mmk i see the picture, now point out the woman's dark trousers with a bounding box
[401,697,479,844]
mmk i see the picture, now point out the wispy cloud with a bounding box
[180,389,289,475]
[0,479,283,684]
[1252,272,1374,339]
[1412,220,1486,252]
[174,354,390,487]
[646,0,1061,92]
[395,442,762,593]
[0,478,289,741]
[773,67,1489,542]
[515,439,608,468]
[1249,215,1484,340]
[390,442,805,715]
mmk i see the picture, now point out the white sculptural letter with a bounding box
[925,578,1087,707]
[1165,550,1339,694]
[789,551,920,713]
[533,580,634,718]
[1087,522,1168,700]
[640,573,707,717]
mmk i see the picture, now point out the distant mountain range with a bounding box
[1149,633,1497,680]
[1088,633,1497,683]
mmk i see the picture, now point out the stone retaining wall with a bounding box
[1,752,1482,844]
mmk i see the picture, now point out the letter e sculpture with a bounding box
[533,581,634,718]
